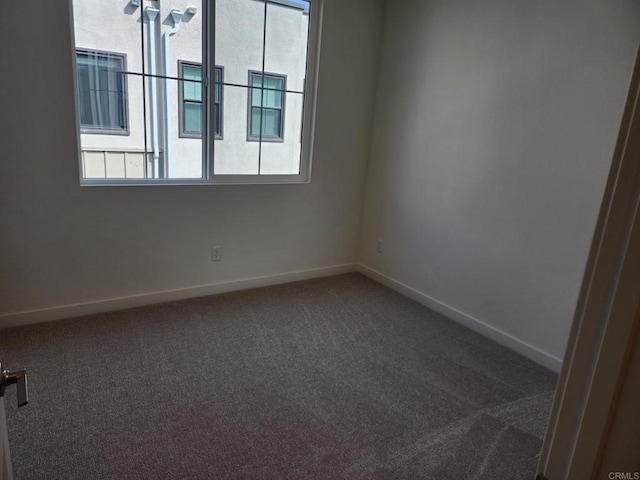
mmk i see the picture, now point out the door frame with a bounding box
[1,400,13,480]
[537,44,640,479]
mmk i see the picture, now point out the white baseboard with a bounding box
[0,264,357,329]
[357,264,563,372]
[1,262,564,372]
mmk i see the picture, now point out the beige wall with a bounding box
[358,0,640,370]
[0,0,384,318]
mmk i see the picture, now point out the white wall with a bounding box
[358,0,640,369]
[0,0,383,320]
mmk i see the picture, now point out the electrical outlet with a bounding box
[376,239,384,253]
[212,246,222,262]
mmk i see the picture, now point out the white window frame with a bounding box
[74,0,324,186]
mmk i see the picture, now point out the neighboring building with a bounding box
[72,0,310,179]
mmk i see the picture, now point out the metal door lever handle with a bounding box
[0,362,29,408]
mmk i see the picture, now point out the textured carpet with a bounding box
[0,273,557,479]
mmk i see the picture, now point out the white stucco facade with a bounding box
[73,0,309,179]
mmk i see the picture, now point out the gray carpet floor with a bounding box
[0,273,557,479]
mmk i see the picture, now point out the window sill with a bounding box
[246,136,285,143]
[80,128,131,136]
[79,174,310,186]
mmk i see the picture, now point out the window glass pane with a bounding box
[180,63,213,137]
[251,86,262,107]
[250,74,283,108]
[183,65,202,101]
[214,67,221,102]
[250,107,261,137]
[76,52,126,130]
[251,107,281,138]
[148,76,203,178]
[184,102,202,133]
[77,67,93,125]
[143,1,203,77]
[73,1,145,74]
[76,53,121,70]
[263,85,282,108]
[251,73,263,88]
[214,103,221,136]
[251,73,263,108]
[261,109,281,137]
[215,84,260,175]
[264,0,309,94]
[183,80,201,101]
[73,0,314,182]
[251,81,261,105]
[183,65,201,82]
[259,91,303,175]
[215,0,263,91]
[81,73,147,180]
[264,76,283,91]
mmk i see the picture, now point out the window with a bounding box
[76,50,128,134]
[180,63,222,139]
[248,72,285,142]
[71,0,321,184]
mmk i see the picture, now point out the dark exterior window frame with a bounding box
[247,70,287,143]
[179,61,223,140]
[76,48,130,136]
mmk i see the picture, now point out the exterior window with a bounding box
[248,72,285,142]
[180,63,222,138]
[76,50,128,134]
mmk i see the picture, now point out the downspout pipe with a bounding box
[163,10,184,178]
[145,7,160,178]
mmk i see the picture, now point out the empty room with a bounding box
[1,0,639,479]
